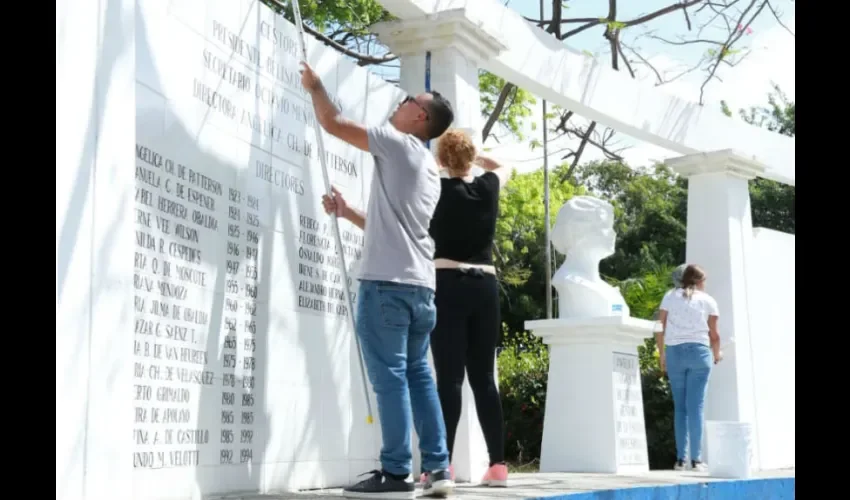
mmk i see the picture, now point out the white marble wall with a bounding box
[747,228,795,470]
[57,0,135,498]
[58,0,423,498]
[133,0,403,496]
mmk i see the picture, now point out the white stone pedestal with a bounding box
[525,316,655,474]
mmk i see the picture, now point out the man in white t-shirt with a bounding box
[657,265,722,472]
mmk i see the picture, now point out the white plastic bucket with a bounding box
[705,421,753,479]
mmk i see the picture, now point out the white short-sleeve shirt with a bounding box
[659,288,719,346]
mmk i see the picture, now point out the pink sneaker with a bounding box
[419,464,454,484]
[481,463,508,487]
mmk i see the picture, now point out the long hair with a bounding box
[680,264,706,300]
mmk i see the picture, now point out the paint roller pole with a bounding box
[542,99,552,319]
[541,0,553,319]
[290,0,375,425]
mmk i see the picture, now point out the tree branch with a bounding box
[561,20,604,39]
[698,0,767,104]
[564,121,597,180]
[264,0,397,66]
[648,36,725,45]
[767,0,795,36]
[302,24,398,66]
[605,0,619,70]
[623,0,706,27]
[555,111,575,134]
[525,17,602,24]
[616,38,636,78]
[482,83,516,143]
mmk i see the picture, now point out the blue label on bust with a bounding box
[612,304,623,313]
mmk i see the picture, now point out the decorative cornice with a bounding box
[665,149,767,180]
[372,8,507,63]
[525,316,656,347]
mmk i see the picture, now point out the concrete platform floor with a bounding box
[210,468,795,499]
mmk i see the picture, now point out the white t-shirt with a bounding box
[659,288,719,346]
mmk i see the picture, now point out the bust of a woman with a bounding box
[551,196,629,319]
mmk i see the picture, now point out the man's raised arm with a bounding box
[300,62,369,152]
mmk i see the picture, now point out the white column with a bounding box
[373,8,506,150]
[373,9,506,483]
[666,149,766,468]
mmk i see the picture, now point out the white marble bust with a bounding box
[551,196,629,319]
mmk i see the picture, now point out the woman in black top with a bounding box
[426,129,513,486]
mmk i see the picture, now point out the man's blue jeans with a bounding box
[665,342,713,461]
[355,279,450,476]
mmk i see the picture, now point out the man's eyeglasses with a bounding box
[402,95,430,120]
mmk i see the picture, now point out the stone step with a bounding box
[208,469,795,500]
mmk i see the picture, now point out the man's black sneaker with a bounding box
[691,460,708,472]
[421,468,454,498]
[342,470,415,499]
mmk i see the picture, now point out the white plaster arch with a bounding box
[375,0,795,186]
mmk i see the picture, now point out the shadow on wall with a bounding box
[132,2,357,496]
[57,0,134,498]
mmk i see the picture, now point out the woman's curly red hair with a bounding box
[437,129,476,175]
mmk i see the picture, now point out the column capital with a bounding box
[665,149,767,180]
[372,8,507,63]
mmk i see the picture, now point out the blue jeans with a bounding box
[665,342,712,461]
[356,280,449,476]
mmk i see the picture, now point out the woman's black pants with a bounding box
[431,268,505,465]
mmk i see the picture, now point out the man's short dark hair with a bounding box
[426,91,454,140]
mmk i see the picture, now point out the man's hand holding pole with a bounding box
[322,187,366,231]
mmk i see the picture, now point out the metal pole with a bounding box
[290,0,374,425]
[425,51,432,150]
[541,0,552,319]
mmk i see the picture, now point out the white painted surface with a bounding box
[133,1,389,496]
[57,0,490,498]
[747,229,795,470]
[57,0,135,499]
[57,1,797,497]
[525,317,654,474]
[374,0,795,186]
[668,151,795,471]
[705,421,754,479]
[670,152,760,468]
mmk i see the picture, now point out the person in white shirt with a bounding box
[657,264,723,472]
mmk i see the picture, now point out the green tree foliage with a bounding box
[723,84,796,234]
[494,166,582,335]
[497,329,549,463]
[571,162,688,281]
[479,71,538,143]
[262,0,390,32]
[264,1,538,143]
[496,85,795,467]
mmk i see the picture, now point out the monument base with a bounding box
[525,316,655,474]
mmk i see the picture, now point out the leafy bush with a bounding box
[641,364,676,468]
[497,328,548,463]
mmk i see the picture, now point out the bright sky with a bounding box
[474,0,796,172]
